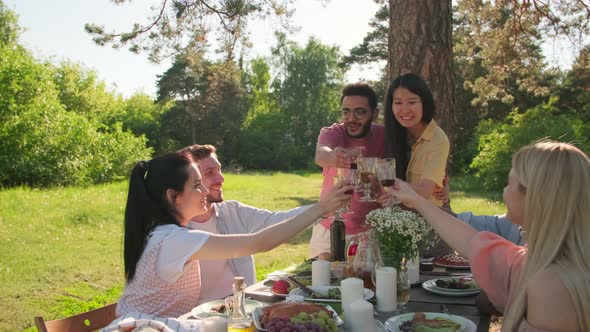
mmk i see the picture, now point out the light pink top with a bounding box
[317,123,385,234]
[468,232,552,331]
[117,225,210,318]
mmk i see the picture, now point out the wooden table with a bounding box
[180,274,491,331]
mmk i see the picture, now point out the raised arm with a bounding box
[190,181,353,260]
[315,144,354,168]
[386,179,477,257]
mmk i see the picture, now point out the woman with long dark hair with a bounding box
[383,73,449,206]
[117,151,352,317]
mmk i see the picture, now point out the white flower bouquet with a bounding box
[365,206,436,268]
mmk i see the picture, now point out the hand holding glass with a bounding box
[376,158,400,206]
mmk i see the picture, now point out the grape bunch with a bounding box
[266,311,338,332]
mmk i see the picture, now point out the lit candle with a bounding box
[202,316,227,332]
[348,299,375,332]
[312,259,331,286]
[407,257,420,284]
[376,266,397,312]
[341,277,364,329]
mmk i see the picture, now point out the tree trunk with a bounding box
[388,0,455,146]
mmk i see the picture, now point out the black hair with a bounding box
[340,82,378,111]
[383,73,435,180]
[123,151,194,281]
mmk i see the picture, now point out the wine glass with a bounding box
[343,147,363,192]
[376,158,400,206]
[357,157,378,202]
[335,167,356,215]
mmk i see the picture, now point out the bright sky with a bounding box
[5,0,576,99]
[4,0,382,98]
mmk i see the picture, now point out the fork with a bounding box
[440,304,450,314]
[286,275,320,297]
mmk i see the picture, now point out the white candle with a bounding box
[312,259,331,286]
[407,257,420,284]
[341,277,364,329]
[376,266,397,312]
[348,299,375,332]
[202,316,227,332]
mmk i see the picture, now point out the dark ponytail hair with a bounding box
[123,151,194,281]
[383,73,435,180]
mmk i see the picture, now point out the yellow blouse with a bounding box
[406,120,450,206]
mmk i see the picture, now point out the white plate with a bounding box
[384,312,477,332]
[252,303,343,331]
[190,299,264,318]
[271,289,289,298]
[288,285,375,302]
[428,277,480,293]
[422,280,480,297]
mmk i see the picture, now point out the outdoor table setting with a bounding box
[178,255,491,332]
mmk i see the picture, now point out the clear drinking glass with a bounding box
[357,157,378,202]
[336,167,356,215]
[375,158,400,205]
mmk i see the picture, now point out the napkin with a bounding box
[101,312,202,332]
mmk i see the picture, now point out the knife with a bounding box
[286,276,319,297]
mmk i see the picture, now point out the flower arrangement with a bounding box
[365,206,436,269]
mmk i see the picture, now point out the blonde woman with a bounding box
[383,140,589,331]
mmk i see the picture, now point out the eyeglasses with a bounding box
[339,108,370,119]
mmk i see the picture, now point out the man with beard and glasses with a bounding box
[183,144,312,303]
[309,82,385,259]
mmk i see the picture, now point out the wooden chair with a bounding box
[34,302,118,332]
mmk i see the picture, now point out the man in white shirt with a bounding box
[184,144,311,303]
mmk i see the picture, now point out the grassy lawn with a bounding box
[0,172,504,331]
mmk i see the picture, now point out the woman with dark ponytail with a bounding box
[117,151,352,317]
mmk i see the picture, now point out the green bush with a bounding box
[470,99,590,190]
[0,42,151,187]
[236,112,313,170]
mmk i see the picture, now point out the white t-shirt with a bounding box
[189,215,234,303]
[117,224,210,317]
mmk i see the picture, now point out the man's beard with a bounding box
[206,192,224,203]
[347,121,372,138]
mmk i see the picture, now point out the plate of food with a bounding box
[422,279,480,297]
[430,277,480,292]
[269,280,294,297]
[190,298,264,318]
[433,254,470,269]
[252,301,342,331]
[384,312,476,332]
[288,285,374,303]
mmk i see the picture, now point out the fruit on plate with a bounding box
[433,254,469,267]
[266,311,338,332]
[272,280,291,294]
[261,301,333,327]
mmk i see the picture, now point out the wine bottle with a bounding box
[330,217,346,261]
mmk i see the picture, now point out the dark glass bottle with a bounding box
[330,217,346,261]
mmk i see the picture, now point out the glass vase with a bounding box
[397,258,411,312]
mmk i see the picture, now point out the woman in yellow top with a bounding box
[384,73,449,206]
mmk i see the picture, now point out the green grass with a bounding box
[0,173,503,331]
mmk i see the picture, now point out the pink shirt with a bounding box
[468,232,552,331]
[317,123,385,234]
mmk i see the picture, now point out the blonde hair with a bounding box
[502,140,590,330]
